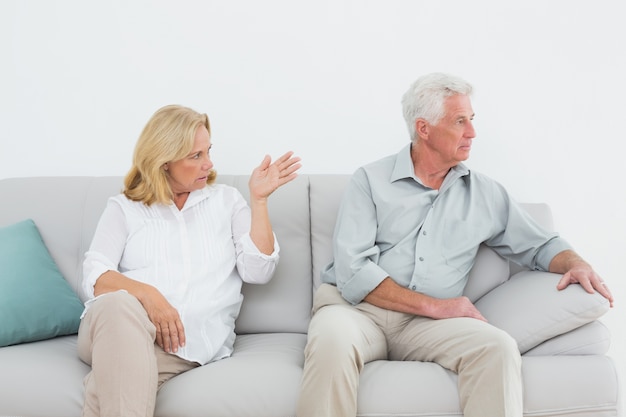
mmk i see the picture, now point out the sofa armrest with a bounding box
[474,271,610,354]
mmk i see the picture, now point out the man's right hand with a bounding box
[428,296,487,322]
[365,277,487,322]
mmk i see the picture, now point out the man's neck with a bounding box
[410,143,454,190]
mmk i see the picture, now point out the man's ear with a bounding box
[415,119,429,140]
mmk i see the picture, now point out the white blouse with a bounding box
[82,183,279,365]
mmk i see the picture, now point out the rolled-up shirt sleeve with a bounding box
[230,192,280,285]
[322,169,390,304]
[485,185,574,272]
[82,199,127,301]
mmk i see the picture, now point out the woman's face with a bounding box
[165,125,213,196]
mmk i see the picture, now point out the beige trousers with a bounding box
[296,284,523,417]
[77,291,199,417]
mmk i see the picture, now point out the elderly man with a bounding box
[296,73,613,417]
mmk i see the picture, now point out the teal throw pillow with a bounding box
[0,219,84,347]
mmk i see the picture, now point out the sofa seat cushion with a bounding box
[356,355,620,417]
[0,335,88,417]
[155,333,307,417]
[522,355,620,416]
[358,360,462,416]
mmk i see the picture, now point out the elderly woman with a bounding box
[77,104,300,417]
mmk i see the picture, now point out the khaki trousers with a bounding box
[296,284,523,417]
[77,291,199,417]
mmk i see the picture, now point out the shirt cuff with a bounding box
[340,262,389,305]
[535,237,573,271]
[240,232,280,259]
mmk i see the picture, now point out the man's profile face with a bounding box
[425,94,476,165]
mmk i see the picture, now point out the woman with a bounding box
[77,104,301,417]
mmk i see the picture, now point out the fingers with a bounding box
[557,271,614,308]
[255,152,301,177]
[556,273,569,290]
[156,319,185,353]
[273,152,302,184]
[274,150,295,164]
[258,154,271,171]
[597,281,614,308]
[251,151,301,193]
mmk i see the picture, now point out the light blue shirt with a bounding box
[322,144,572,305]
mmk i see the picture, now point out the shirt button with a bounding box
[412,285,416,290]
[419,257,424,261]
[422,230,427,236]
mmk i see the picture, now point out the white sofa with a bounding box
[0,175,620,417]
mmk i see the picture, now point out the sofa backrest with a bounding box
[0,175,314,335]
[219,175,313,334]
[0,175,555,335]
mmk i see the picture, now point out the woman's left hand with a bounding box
[249,151,301,201]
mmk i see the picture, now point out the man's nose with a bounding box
[466,121,476,138]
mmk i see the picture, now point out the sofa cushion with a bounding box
[155,333,306,417]
[309,175,352,289]
[524,320,612,356]
[0,335,87,416]
[475,270,610,354]
[463,245,509,302]
[216,175,313,335]
[0,219,84,347]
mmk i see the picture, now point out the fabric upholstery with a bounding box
[0,175,619,417]
[475,270,610,353]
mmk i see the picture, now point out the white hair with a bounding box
[401,73,473,141]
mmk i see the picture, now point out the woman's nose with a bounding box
[203,155,213,170]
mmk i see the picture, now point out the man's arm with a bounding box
[364,277,487,321]
[551,249,614,307]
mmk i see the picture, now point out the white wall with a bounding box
[2,0,624,406]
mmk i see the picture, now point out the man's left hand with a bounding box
[557,262,614,308]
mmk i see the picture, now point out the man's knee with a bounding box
[477,326,520,365]
[304,306,371,365]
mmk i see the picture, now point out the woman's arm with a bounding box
[247,151,301,254]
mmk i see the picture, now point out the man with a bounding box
[296,73,614,417]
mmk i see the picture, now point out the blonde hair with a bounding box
[123,105,217,205]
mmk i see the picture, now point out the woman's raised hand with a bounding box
[249,151,301,201]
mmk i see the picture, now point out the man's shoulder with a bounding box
[356,151,399,177]
[463,168,511,201]
[466,168,502,187]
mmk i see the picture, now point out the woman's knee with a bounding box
[85,291,154,335]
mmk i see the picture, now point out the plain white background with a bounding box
[2,0,624,407]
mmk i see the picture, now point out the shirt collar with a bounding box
[389,143,470,185]
[170,186,212,211]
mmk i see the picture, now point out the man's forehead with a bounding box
[444,95,473,115]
